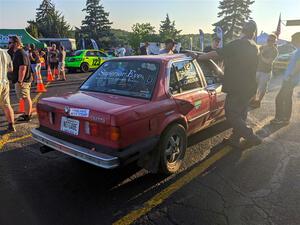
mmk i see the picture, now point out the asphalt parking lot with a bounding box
[0,72,300,225]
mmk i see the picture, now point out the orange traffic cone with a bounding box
[36,79,47,93]
[47,67,54,82]
[18,98,25,113]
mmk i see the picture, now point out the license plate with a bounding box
[60,117,80,136]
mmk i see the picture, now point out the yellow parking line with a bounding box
[0,82,50,150]
[113,146,232,225]
[0,133,12,150]
[6,134,32,144]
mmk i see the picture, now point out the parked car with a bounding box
[32,54,226,174]
[65,49,113,73]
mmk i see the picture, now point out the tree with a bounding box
[159,14,181,41]
[26,20,39,38]
[213,0,254,41]
[81,0,113,48]
[129,23,157,52]
[27,0,73,38]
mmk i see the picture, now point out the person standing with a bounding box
[48,44,59,76]
[187,21,262,147]
[204,35,221,53]
[29,43,41,83]
[251,33,278,108]
[140,42,149,55]
[159,39,176,54]
[8,36,32,122]
[270,32,300,125]
[0,48,16,132]
[117,45,126,57]
[58,45,66,81]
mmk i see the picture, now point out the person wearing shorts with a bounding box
[251,34,278,108]
[58,45,66,81]
[0,49,15,132]
[9,35,33,122]
[29,43,41,83]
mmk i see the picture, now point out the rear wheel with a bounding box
[80,63,89,73]
[158,124,187,174]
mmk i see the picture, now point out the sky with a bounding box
[0,0,299,41]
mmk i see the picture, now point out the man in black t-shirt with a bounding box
[187,21,262,148]
[140,42,149,55]
[8,36,32,122]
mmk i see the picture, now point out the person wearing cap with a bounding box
[187,21,261,148]
[159,39,176,54]
[270,32,300,125]
[204,35,221,53]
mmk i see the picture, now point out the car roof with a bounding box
[109,54,189,63]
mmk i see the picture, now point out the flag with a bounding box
[275,13,281,37]
[199,29,204,52]
[216,26,223,48]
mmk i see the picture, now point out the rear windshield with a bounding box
[80,60,160,99]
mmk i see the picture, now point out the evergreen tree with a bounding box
[159,14,181,41]
[213,0,254,41]
[27,0,72,38]
[26,20,39,38]
[81,0,113,48]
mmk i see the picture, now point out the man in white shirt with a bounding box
[117,46,126,57]
[0,48,16,132]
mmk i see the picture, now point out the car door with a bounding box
[97,51,110,65]
[169,59,211,134]
[197,60,226,119]
[85,51,99,69]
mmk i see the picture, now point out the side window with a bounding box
[86,51,95,57]
[99,52,108,57]
[173,60,202,92]
[169,67,180,95]
[198,61,221,85]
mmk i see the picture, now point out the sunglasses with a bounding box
[8,42,14,44]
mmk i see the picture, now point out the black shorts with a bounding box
[50,62,58,70]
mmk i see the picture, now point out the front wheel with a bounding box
[80,63,89,73]
[158,124,187,174]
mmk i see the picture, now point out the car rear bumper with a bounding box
[31,128,120,169]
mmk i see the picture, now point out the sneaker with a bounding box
[6,123,16,133]
[223,135,241,148]
[244,135,262,147]
[16,114,32,122]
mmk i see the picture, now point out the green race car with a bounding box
[65,49,113,73]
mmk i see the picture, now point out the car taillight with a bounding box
[110,127,121,141]
[84,121,120,141]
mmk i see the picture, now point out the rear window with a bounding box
[80,60,160,99]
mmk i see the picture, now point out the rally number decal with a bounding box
[92,58,101,66]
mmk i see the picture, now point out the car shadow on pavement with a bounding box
[188,121,230,147]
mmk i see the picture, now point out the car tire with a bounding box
[80,63,89,73]
[158,124,187,174]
